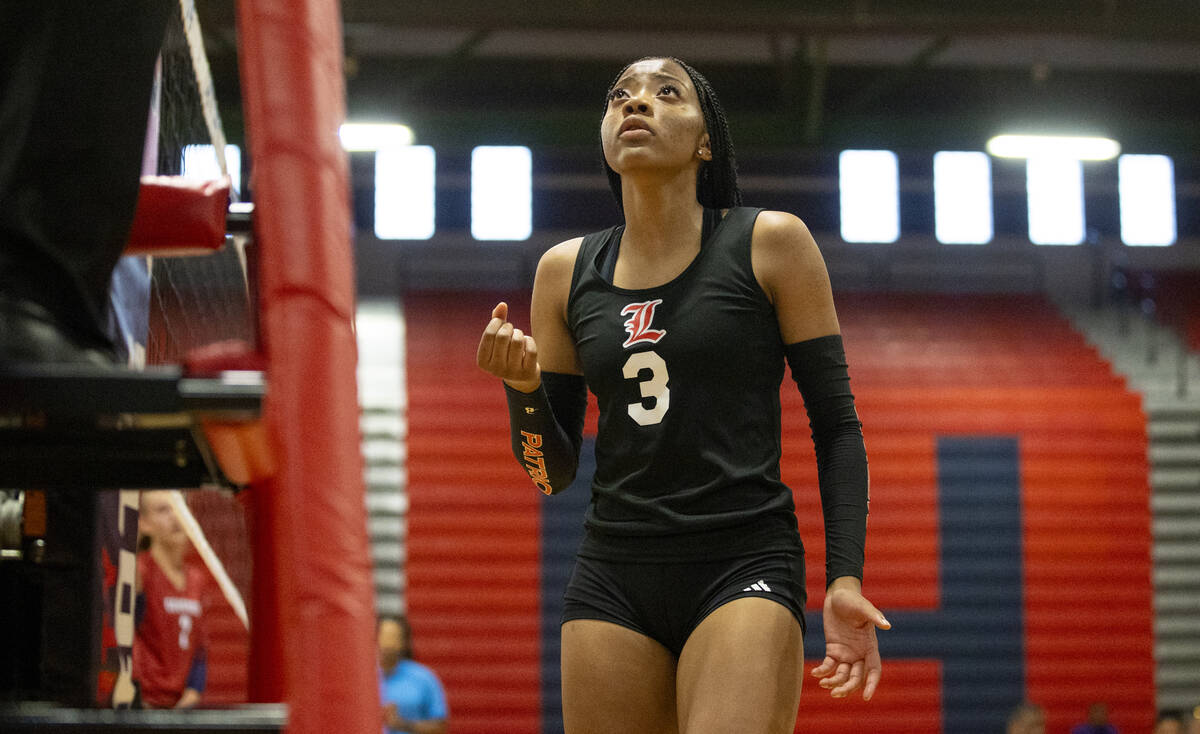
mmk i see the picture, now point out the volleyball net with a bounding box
[102,0,380,728]
[119,0,257,705]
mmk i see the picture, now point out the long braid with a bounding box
[675,57,741,209]
[602,56,742,214]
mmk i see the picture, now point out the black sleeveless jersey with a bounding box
[566,206,803,561]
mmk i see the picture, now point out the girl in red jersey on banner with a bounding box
[133,490,207,708]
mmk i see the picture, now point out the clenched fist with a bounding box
[476,302,541,393]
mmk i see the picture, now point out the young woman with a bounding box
[476,56,888,733]
[378,615,450,734]
[133,491,207,709]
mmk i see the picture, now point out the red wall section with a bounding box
[405,292,542,734]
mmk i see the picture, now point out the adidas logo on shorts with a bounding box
[742,579,772,592]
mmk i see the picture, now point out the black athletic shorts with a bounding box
[561,549,807,657]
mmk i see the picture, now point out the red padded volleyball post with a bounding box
[235,1,379,732]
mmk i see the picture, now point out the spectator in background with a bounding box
[1008,701,1047,734]
[1071,702,1119,734]
[1154,711,1184,734]
[379,615,448,734]
[1183,706,1200,734]
[133,490,207,708]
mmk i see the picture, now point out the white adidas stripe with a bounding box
[742,579,772,592]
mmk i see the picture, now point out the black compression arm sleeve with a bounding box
[784,334,869,587]
[505,371,587,495]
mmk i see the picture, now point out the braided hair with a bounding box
[602,56,742,214]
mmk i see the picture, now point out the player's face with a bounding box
[139,491,185,546]
[601,58,710,178]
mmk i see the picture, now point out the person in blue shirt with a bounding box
[378,615,448,734]
[1071,702,1120,734]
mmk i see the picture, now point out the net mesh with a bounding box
[147,6,254,368]
[144,1,254,705]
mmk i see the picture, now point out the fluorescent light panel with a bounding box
[933,151,993,245]
[375,146,435,240]
[987,134,1120,161]
[181,144,242,192]
[839,150,899,243]
[1119,154,1176,246]
[1026,156,1085,245]
[340,123,414,152]
[471,146,532,241]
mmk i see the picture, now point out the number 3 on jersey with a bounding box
[623,351,670,426]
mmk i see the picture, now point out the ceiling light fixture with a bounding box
[339,123,414,151]
[986,134,1120,161]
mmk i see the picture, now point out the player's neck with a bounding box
[619,173,703,256]
[150,541,187,579]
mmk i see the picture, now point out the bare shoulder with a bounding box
[531,238,585,372]
[753,210,819,252]
[538,237,584,274]
[534,237,583,296]
[752,210,839,339]
[532,237,584,315]
[750,210,828,301]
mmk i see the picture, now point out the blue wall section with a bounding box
[540,438,596,734]
[808,436,1025,733]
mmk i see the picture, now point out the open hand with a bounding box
[811,578,890,700]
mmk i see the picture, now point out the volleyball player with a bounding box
[477,56,887,733]
[133,491,208,708]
